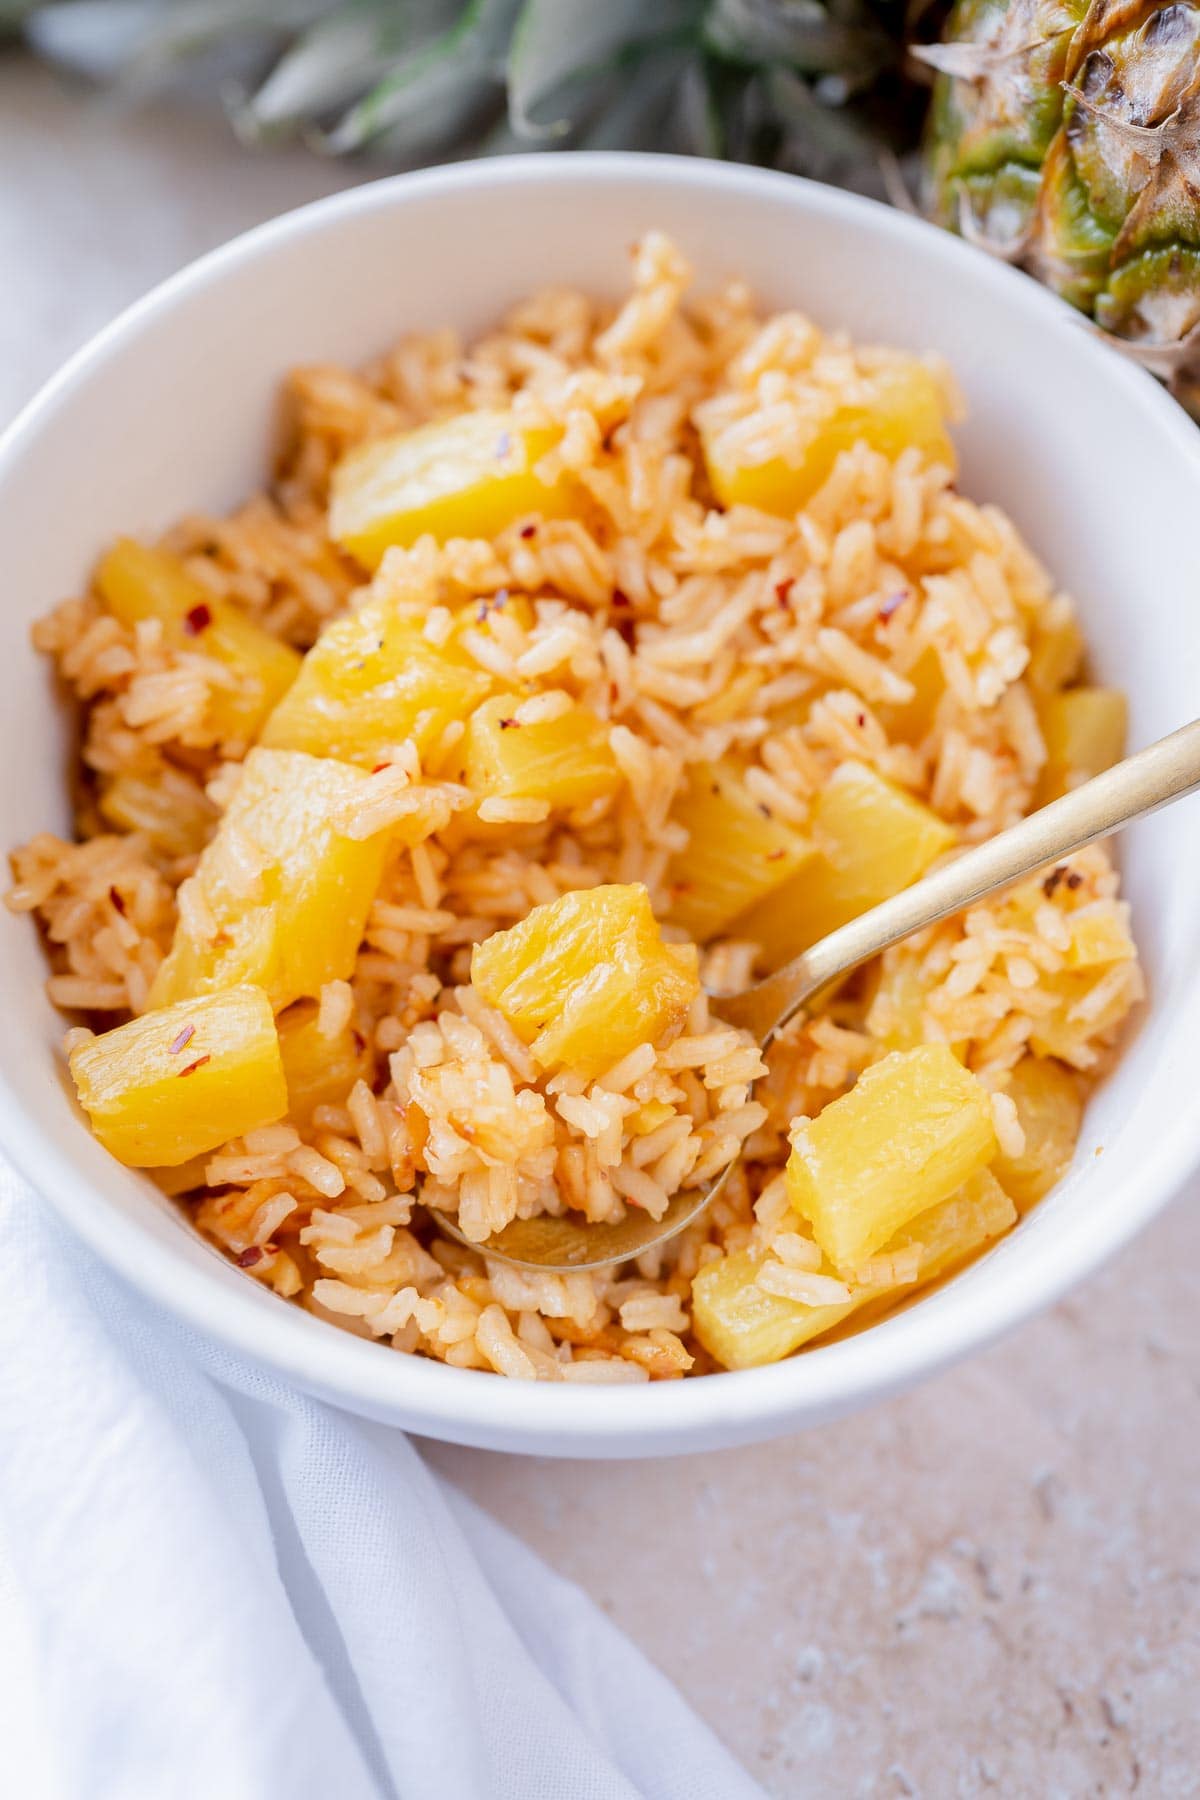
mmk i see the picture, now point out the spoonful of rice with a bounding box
[428,718,1200,1272]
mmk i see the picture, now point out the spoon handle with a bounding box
[719,716,1200,1046]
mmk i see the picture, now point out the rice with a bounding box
[7,233,1143,1381]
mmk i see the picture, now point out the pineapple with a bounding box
[471,883,699,1079]
[1027,605,1085,697]
[1034,687,1127,803]
[735,761,955,967]
[866,942,965,1055]
[98,770,218,862]
[699,359,955,517]
[991,1054,1083,1209]
[847,1168,1017,1326]
[666,760,814,942]
[260,589,491,769]
[277,1000,371,1124]
[150,748,391,1013]
[691,1246,860,1369]
[1028,958,1137,1064]
[692,1167,1016,1369]
[461,694,620,813]
[786,1043,999,1270]
[1063,901,1137,969]
[329,411,575,569]
[12,4,913,195]
[95,539,301,749]
[68,985,287,1167]
[921,0,1200,402]
[877,644,945,745]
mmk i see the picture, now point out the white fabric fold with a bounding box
[0,1170,762,1800]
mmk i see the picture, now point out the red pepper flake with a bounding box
[167,1022,196,1055]
[856,712,866,728]
[177,1053,211,1078]
[614,617,637,650]
[767,848,787,861]
[775,579,794,607]
[108,886,127,916]
[611,588,632,609]
[183,602,212,636]
[879,590,909,622]
[237,1246,263,1268]
[1066,870,1084,890]
[1042,864,1068,898]
[498,717,519,730]
[519,523,537,540]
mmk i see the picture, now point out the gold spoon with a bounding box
[431,718,1200,1272]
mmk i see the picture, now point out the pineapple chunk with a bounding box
[991,1056,1083,1210]
[867,946,940,1054]
[865,943,968,1061]
[462,694,620,812]
[98,771,217,861]
[666,761,814,942]
[278,1001,370,1124]
[1028,965,1136,1065]
[847,1169,1017,1329]
[1027,607,1085,697]
[700,361,954,517]
[875,1168,1015,1288]
[877,644,944,746]
[735,762,954,968]
[629,1098,677,1137]
[261,590,490,769]
[471,883,699,1079]
[786,1044,998,1271]
[692,1168,1016,1370]
[1064,903,1136,970]
[69,985,286,1167]
[95,539,301,747]
[1035,688,1127,805]
[691,1248,858,1370]
[329,410,576,569]
[150,748,391,1013]
[149,1154,212,1196]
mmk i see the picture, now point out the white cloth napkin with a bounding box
[0,1169,763,1800]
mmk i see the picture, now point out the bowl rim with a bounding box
[4,149,1200,1450]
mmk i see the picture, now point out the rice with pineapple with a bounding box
[8,235,1141,1381]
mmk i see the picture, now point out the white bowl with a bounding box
[3,155,1198,1458]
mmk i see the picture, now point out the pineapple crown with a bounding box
[5,0,919,181]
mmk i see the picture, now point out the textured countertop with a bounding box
[4,55,1197,1796]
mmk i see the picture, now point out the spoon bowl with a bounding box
[437,717,1200,1271]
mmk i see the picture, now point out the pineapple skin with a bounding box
[922,0,1200,382]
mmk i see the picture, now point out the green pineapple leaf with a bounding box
[506,0,701,139]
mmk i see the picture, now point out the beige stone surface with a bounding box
[3,53,1197,1796]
